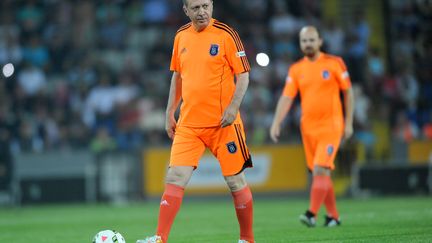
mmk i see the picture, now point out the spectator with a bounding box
[82,73,117,134]
[322,18,345,56]
[90,127,116,154]
[17,62,47,97]
[353,84,375,158]
[0,33,22,65]
[396,66,419,110]
[141,0,170,24]
[393,111,420,143]
[22,35,50,68]
[422,112,432,140]
[345,11,370,83]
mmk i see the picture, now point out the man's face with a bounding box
[299,29,322,57]
[183,0,213,31]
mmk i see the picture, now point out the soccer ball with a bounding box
[93,229,126,243]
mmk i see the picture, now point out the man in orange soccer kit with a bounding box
[270,26,354,227]
[137,0,254,242]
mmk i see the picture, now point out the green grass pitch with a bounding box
[1,196,431,242]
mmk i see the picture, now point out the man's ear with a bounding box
[183,5,188,16]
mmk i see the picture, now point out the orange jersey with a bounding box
[282,52,351,132]
[170,19,250,127]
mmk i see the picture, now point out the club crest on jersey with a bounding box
[209,44,219,56]
[322,70,330,79]
[327,144,334,155]
[226,141,237,154]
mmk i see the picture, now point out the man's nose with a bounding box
[197,7,204,14]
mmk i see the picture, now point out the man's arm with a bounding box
[270,95,294,143]
[165,71,182,139]
[343,87,354,140]
[220,72,249,128]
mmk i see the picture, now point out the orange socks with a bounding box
[324,179,339,219]
[156,183,184,242]
[232,186,254,242]
[309,175,331,216]
[155,184,255,242]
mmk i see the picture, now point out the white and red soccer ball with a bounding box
[93,230,126,243]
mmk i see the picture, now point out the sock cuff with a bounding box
[165,183,185,198]
[232,186,252,204]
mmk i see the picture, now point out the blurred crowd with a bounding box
[0,0,431,161]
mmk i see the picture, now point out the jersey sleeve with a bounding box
[334,57,351,90]
[282,66,299,98]
[169,33,180,72]
[223,28,250,74]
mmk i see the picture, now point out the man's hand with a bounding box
[220,104,238,127]
[269,96,293,143]
[270,123,281,143]
[344,123,353,140]
[165,115,177,140]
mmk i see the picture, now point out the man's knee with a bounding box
[165,166,194,187]
[224,172,247,192]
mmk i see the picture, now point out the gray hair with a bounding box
[183,0,214,7]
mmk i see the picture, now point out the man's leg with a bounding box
[300,165,332,227]
[300,132,341,227]
[309,165,331,216]
[156,166,194,242]
[225,172,254,242]
[315,135,341,226]
[323,175,340,224]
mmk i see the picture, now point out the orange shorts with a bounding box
[301,130,342,171]
[170,121,252,176]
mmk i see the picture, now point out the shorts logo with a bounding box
[210,44,219,56]
[322,70,330,79]
[327,144,334,155]
[226,141,237,154]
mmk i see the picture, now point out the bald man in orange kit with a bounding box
[270,26,354,228]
